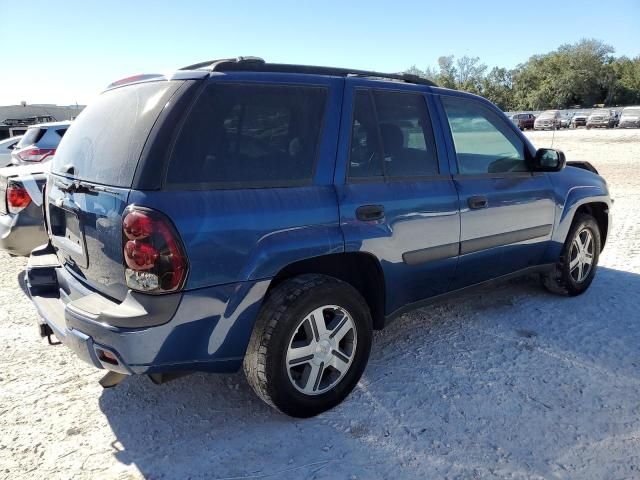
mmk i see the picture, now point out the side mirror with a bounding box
[533,148,566,172]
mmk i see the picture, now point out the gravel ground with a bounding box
[1,128,639,480]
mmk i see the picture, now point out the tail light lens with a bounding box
[122,207,188,293]
[17,148,56,162]
[7,185,32,213]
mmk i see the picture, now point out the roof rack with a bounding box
[179,57,437,87]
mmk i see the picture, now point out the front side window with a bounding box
[441,96,527,174]
[348,89,438,179]
[168,83,327,187]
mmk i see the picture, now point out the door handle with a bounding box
[468,196,488,210]
[356,204,385,221]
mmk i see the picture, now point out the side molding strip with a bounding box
[403,243,459,265]
[402,224,553,265]
[460,224,553,255]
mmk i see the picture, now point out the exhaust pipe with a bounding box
[148,371,192,385]
[99,371,128,388]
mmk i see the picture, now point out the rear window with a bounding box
[52,81,181,187]
[167,83,327,188]
[16,128,46,148]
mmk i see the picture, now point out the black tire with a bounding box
[243,274,373,418]
[542,213,601,296]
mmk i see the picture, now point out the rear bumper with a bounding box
[0,211,47,256]
[26,244,269,375]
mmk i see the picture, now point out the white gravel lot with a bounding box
[1,128,639,480]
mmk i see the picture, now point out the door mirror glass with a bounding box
[534,148,566,172]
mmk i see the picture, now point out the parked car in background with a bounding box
[510,113,535,130]
[0,162,49,256]
[534,110,562,130]
[586,109,615,129]
[570,112,589,128]
[0,136,23,167]
[618,106,640,128]
[11,121,70,166]
[26,58,611,417]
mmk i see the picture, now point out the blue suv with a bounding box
[26,57,611,417]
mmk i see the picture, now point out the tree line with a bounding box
[406,39,640,111]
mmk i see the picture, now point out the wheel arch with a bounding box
[575,202,609,248]
[267,252,386,330]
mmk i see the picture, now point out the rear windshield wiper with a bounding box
[56,179,118,195]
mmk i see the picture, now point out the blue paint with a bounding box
[29,70,611,375]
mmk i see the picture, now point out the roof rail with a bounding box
[179,57,437,87]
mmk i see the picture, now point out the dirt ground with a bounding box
[1,128,639,479]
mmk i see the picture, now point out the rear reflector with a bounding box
[7,185,31,213]
[17,148,56,162]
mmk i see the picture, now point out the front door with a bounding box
[335,81,460,315]
[438,94,556,288]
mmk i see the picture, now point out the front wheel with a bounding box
[243,274,373,417]
[542,214,601,296]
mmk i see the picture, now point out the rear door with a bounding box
[336,79,460,315]
[437,94,556,288]
[46,80,186,301]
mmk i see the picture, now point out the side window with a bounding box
[373,91,438,177]
[56,129,68,138]
[348,91,383,178]
[348,89,438,179]
[441,96,527,174]
[168,84,327,187]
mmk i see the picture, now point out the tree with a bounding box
[404,39,639,111]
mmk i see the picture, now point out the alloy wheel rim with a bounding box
[285,305,357,396]
[569,228,594,283]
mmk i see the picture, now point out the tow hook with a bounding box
[39,323,61,346]
[99,371,128,389]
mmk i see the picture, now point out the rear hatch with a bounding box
[46,79,189,301]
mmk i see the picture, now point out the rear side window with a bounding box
[348,89,438,179]
[56,129,67,138]
[52,81,182,187]
[16,128,46,147]
[167,83,327,188]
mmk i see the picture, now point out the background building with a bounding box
[0,104,84,139]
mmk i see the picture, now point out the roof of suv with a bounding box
[25,121,72,129]
[106,56,438,91]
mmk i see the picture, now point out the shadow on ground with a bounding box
[98,267,640,479]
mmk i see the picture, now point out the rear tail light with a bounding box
[17,148,56,162]
[7,185,32,213]
[122,207,188,293]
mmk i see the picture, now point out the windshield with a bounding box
[52,81,181,187]
[590,110,609,116]
[622,108,640,116]
[539,111,556,119]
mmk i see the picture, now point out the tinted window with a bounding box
[52,81,182,187]
[348,91,383,178]
[167,84,327,187]
[373,91,438,177]
[16,128,46,147]
[349,90,438,178]
[442,96,527,174]
[56,129,67,138]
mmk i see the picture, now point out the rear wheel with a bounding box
[243,274,373,417]
[542,214,601,296]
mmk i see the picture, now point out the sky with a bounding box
[1,0,639,106]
